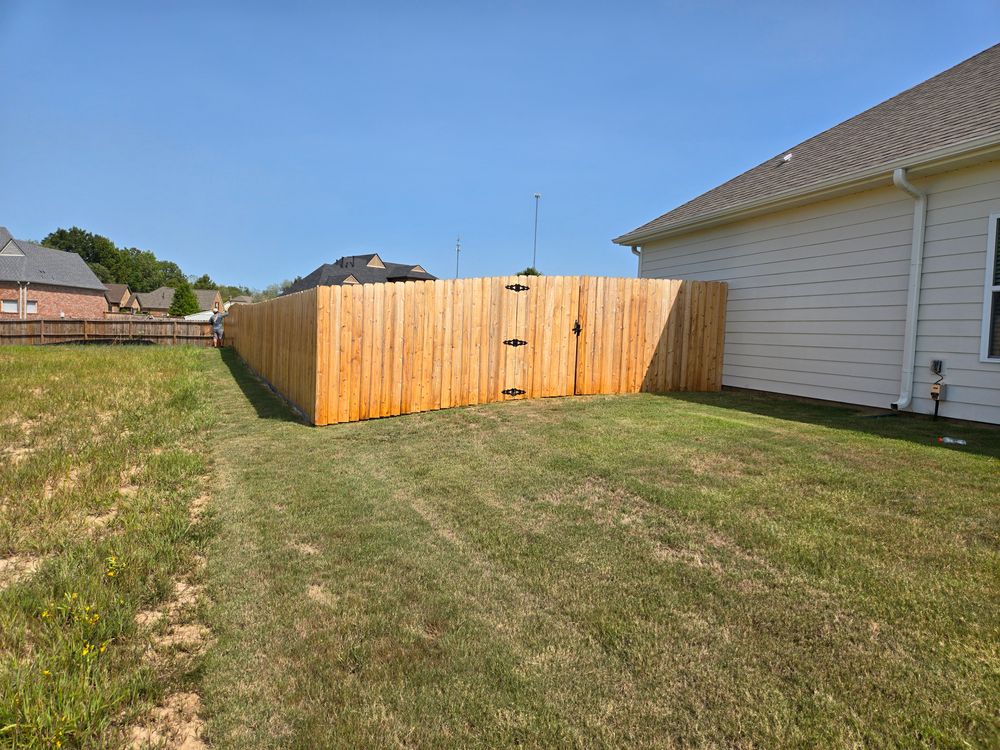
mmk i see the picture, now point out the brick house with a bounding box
[0,227,107,319]
[103,283,133,313]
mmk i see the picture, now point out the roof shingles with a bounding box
[0,228,107,291]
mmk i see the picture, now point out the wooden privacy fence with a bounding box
[0,317,212,346]
[229,276,727,425]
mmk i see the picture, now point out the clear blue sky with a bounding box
[2,1,998,289]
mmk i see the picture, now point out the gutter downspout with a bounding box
[890,167,927,412]
[631,245,641,276]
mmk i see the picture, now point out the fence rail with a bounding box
[0,317,213,346]
[229,276,727,425]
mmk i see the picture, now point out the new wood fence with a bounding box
[0,317,213,346]
[229,276,727,425]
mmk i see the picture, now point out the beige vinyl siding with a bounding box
[911,162,1000,423]
[638,160,1000,423]
[640,186,912,409]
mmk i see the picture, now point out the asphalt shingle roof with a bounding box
[285,254,437,295]
[103,283,130,305]
[133,287,221,311]
[0,227,107,291]
[615,43,1000,244]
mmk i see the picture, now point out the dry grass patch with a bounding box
[127,692,206,750]
[0,553,44,591]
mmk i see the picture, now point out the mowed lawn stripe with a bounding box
[203,350,999,749]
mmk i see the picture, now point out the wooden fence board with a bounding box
[0,316,212,346]
[229,276,727,425]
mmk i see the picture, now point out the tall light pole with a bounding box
[455,236,461,278]
[532,193,541,269]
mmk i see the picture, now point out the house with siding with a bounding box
[0,227,107,319]
[614,44,1000,424]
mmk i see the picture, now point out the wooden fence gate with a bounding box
[229,275,727,425]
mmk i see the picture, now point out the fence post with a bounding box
[83,320,89,342]
[172,321,177,345]
[39,319,44,345]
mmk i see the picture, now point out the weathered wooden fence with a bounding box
[0,317,212,346]
[229,276,727,425]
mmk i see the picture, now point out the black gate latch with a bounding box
[572,320,582,336]
[501,388,526,396]
[503,338,527,347]
[505,283,530,292]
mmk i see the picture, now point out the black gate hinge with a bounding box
[501,388,526,396]
[503,338,527,347]
[505,283,530,292]
[572,320,582,336]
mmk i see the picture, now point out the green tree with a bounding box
[168,280,199,317]
[516,267,542,276]
[191,274,217,289]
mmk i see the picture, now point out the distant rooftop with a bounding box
[284,253,437,294]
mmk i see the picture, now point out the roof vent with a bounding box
[777,152,793,166]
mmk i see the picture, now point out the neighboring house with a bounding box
[123,293,142,314]
[0,227,107,319]
[104,283,132,313]
[614,43,1000,425]
[194,289,223,312]
[225,295,253,310]
[284,253,436,294]
[132,287,175,317]
[132,287,222,317]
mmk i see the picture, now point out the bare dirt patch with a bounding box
[0,554,43,590]
[1,446,34,465]
[290,541,320,556]
[189,494,209,523]
[85,508,118,536]
[127,692,206,750]
[307,584,336,606]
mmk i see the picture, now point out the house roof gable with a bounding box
[615,42,1000,245]
[283,255,437,294]
[0,228,107,291]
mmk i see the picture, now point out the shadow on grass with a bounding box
[662,389,1000,460]
[219,347,303,423]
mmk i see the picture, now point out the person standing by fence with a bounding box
[209,303,229,348]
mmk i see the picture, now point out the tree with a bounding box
[258,278,297,301]
[516,267,542,276]
[168,280,199,317]
[191,274,217,289]
[43,227,122,280]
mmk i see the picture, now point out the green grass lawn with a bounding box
[3,347,998,748]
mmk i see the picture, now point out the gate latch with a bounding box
[572,320,582,336]
[505,283,530,292]
[503,338,527,347]
[501,388,526,396]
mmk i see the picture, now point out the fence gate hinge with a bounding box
[503,338,527,347]
[505,283,530,292]
[501,388,526,396]
[572,320,582,336]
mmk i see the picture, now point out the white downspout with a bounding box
[890,167,927,411]
[631,245,641,276]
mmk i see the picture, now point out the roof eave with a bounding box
[613,132,1000,246]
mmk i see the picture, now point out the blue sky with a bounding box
[2,2,998,289]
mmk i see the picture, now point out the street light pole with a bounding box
[532,193,541,269]
[455,236,461,278]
